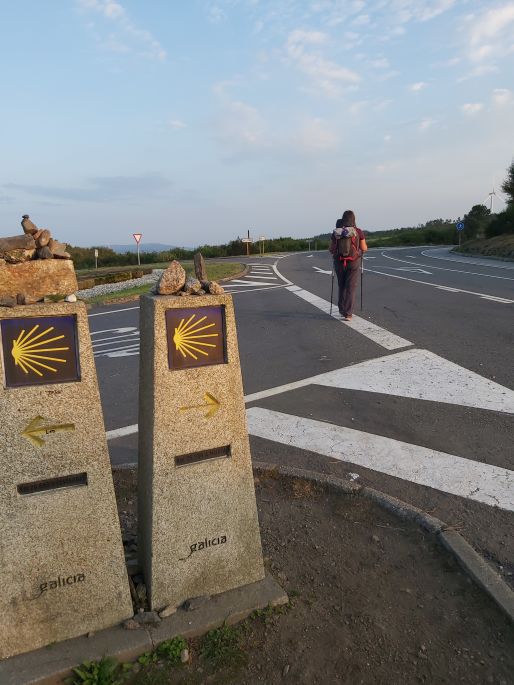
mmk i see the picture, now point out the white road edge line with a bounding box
[381,251,514,281]
[246,408,514,512]
[284,285,412,350]
[421,248,514,270]
[366,269,514,303]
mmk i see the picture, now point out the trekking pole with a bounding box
[360,256,364,311]
[329,264,335,316]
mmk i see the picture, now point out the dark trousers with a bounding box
[334,257,360,316]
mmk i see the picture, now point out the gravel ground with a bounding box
[78,270,163,299]
[113,468,514,685]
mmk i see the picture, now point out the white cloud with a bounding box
[461,102,484,115]
[285,29,360,97]
[384,134,392,142]
[294,118,339,152]
[369,57,390,69]
[353,14,370,26]
[457,64,499,82]
[77,0,166,60]
[169,119,186,130]
[208,5,225,23]
[219,100,266,147]
[385,0,456,25]
[470,4,514,46]
[492,88,513,106]
[467,3,514,63]
[410,81,427,92]
[419,117,436,131]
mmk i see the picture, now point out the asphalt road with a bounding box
[89,246,514,582]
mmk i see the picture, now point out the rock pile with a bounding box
[0,215,71,264]
[0,215,77,305]
[153,259,225,297]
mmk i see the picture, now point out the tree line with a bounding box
[68,159,514,270]
[462,159,514,240]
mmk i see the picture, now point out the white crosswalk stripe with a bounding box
[246,407,514,512]
[223,262,290,294]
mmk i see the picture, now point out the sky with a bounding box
[0,1,513,247]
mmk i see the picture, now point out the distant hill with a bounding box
[108,243,193,253]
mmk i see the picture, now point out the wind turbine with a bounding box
[482,179,505,212]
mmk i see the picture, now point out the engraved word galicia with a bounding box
[180,535,227,561]
[39,572,86,595]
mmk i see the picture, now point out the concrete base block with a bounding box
[149,574,289,645]
[0,575,287,685]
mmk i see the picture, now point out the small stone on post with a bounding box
[194,252,207,282]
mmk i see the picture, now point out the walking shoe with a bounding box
[343,315,352,321]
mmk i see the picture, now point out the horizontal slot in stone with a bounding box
[175,445,231,468]
[17,472,88,496]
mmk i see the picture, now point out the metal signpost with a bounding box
[456,221,464,247]
[242,238,252,256]
[258,236,266,257]
[133,232,143,265]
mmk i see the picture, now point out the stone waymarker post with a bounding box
[139,293,265,610]
[0,301,133,659]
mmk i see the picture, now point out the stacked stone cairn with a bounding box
[0,215,76,306]
[153,252,225,296]
[0,215,71,263]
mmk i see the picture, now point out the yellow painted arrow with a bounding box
[180,392,221,418]
[22,415,76,448]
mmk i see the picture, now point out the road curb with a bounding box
[0,575,287,685]
[253,461,514,624]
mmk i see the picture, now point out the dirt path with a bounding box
[113,469,514,685]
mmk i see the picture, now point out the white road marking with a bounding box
[106,424,138,439]
[90,326,137,335]
[313,266,332,274]
[366,269,514,303]
[88,306,140,317]
[422,248,514,270]
[92,333,139,348]
[100,347,140,358]
[312,348,514,414]
[394,267,432,274]
[224,284,288,295]
[246,407,514,512]
[284,285,412,350]
[246,275,278,280]
[272,261,293,285]
[226,279,281,286]
[382,251,514,282]
[244,348,514,414]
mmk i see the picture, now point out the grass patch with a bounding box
[69,656,123,685]
[200,624,246,670]
[454,234,514,260]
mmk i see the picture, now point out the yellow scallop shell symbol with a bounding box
[173,314,218,360]
[11,325,69,377]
